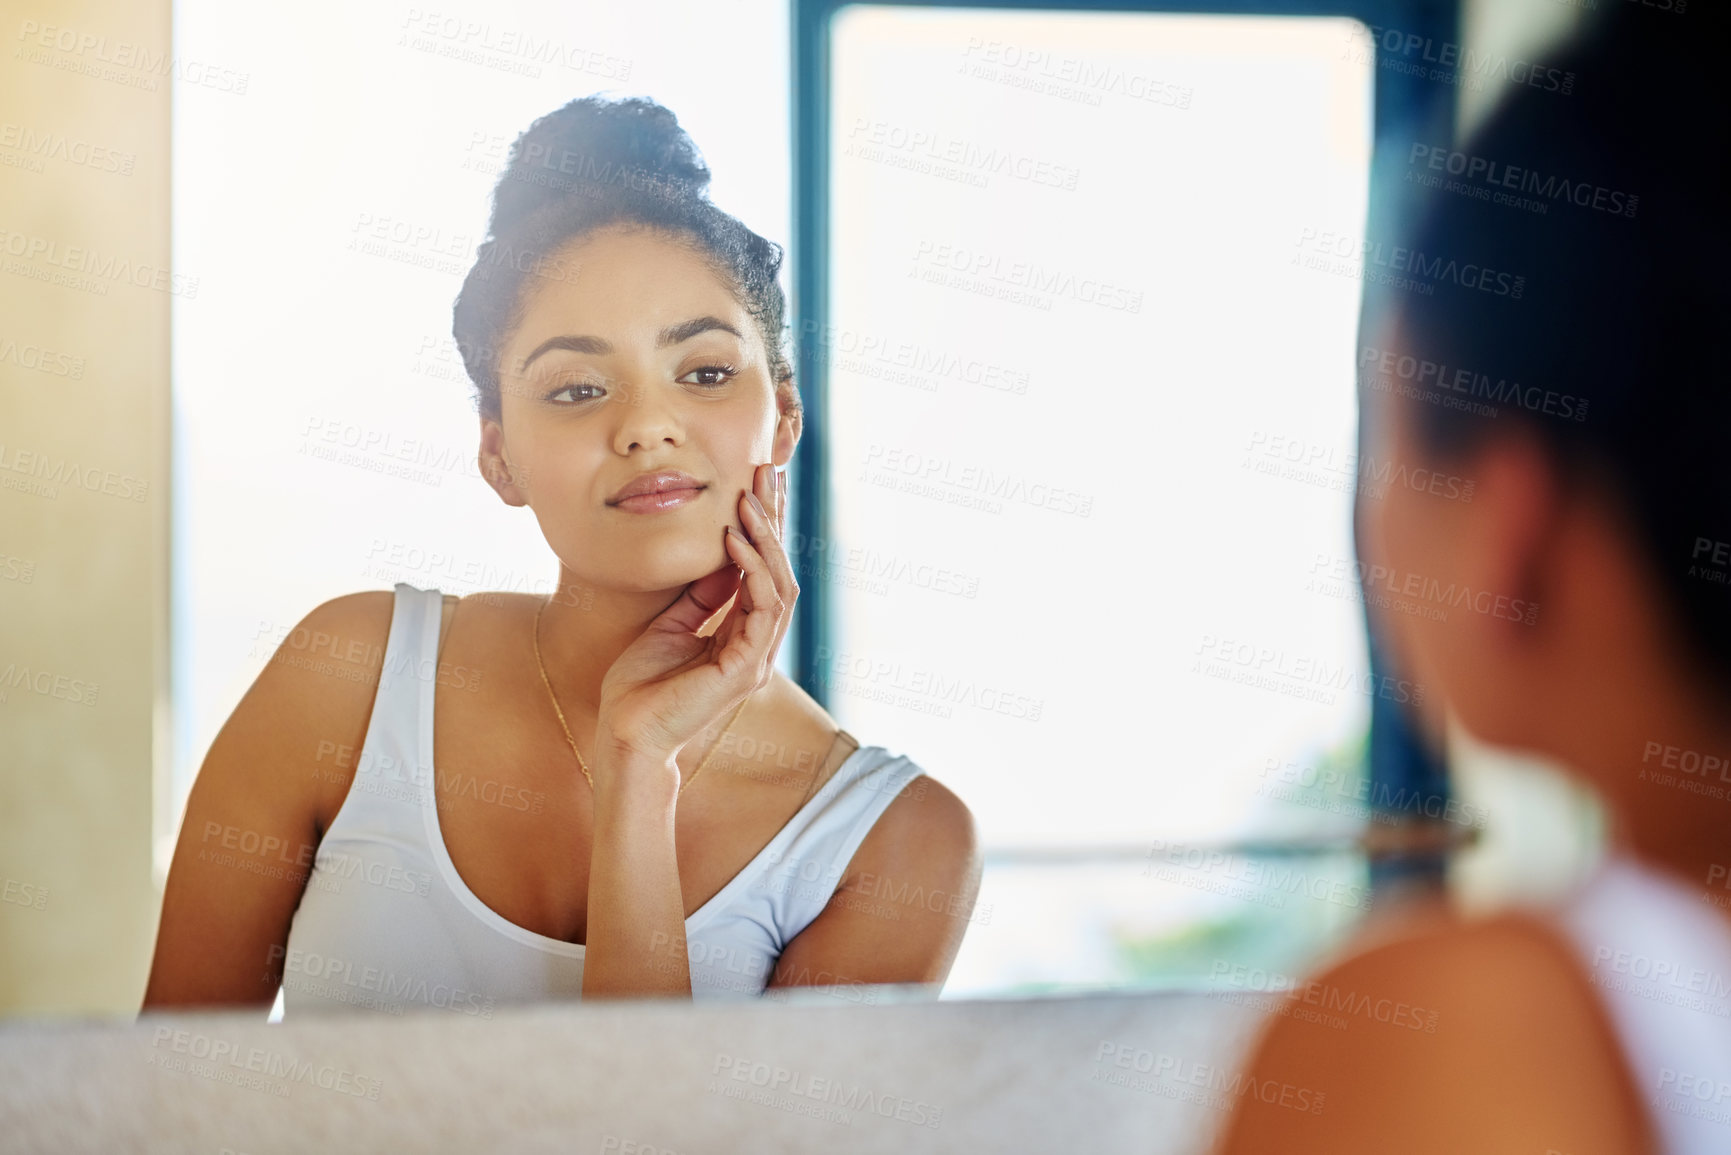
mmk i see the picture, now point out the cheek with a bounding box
[1358,416,1401,583]
[506,421,611,516]
[1363,394,1430,577]
[707,399,778,476]
[1370,485,1422,587]
[533,436,609,497]
[1360,421,1430,669]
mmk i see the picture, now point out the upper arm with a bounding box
[141,591,394,1012]
[1210,914,1655,1155]
[768,774,982,992]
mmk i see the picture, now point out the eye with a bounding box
[679,363,738,388]
[546,381,606,404]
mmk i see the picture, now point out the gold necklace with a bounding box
[533,595,750,795]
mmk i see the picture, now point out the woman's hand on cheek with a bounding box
[592,462,798,787]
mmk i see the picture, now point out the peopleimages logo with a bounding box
[1259,754,1487,831]
[0,334,85,378]
[0,442,149,502]
[813,644,1045,721]
[845,117,1082,191]
[397,8,632,81]
[1193,633,1425,707]
[1407,143,1638,218]
[711,1054,943,1129]
[795,321,1031,396]
[270,945,497,1017]
[1308,553,1540,626]
[1690,537,1731,589]
[1207,959,1440,1032]
[957,37,1194,110]
[1091,1042,1325,1114]
[148,1026,382,1099]
[1359,345,1588,423]
[0,227,199,297]
[1295,229,1524,298]
[14,20,251,94]
[1344,24,1576,95]
[0,122,136,175]
[1143,840,1375,912]
[910,240,1143,313]
[0,663,99,707]
[1587,945,1731,1003]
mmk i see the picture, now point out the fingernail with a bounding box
[746,491,767,520]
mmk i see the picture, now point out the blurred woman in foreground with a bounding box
[1217,6,1731,1153]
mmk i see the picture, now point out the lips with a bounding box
[606,469,707,506]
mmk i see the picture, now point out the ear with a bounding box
[1461,430,1563,640]
[478,417,530,506]
[1415,428,1570,749]
[772,377,802,469]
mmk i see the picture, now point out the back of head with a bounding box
[1370,2,1731,702]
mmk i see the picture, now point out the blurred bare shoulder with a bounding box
[1213,907,1655,1155]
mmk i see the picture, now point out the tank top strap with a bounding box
[319,582,446,837]
[1552,852,1731,1153]
[711,748,926,953]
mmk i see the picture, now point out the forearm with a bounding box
[582,751,691,999]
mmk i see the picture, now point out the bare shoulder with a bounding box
[847,765,980,898]
[298,587,398,641]
[244,590,400,828]
[1213,905,1654,1155]
[875,772,976,844]
[270,588,396,692]
[242,590,396,735]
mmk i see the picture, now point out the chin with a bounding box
[621,534,733,591]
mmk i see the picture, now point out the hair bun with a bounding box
[487,95,711,239]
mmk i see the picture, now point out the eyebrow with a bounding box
[519,315,744,371]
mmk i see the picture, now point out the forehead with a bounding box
[507,225,749,355]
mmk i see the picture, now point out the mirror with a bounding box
[6,0,1399,1026]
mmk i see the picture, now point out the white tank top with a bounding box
[1552,851,1731,1152]
[278,582,926,1017]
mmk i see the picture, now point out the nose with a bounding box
[611,378,685,454]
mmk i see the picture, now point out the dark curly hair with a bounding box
[452,95,796,423]
[1366,1,1731,700]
